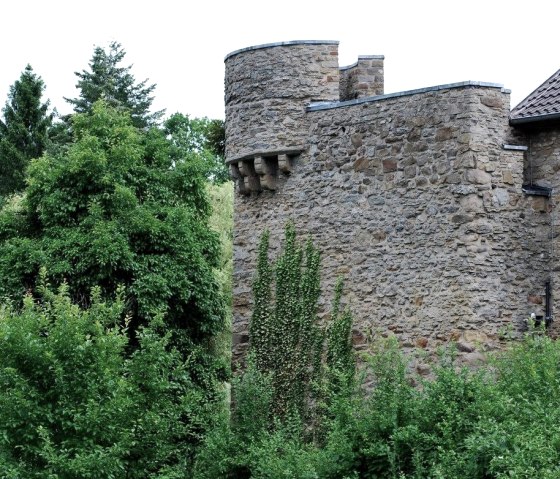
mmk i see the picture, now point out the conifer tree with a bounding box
[0,65,52,196]
[65,41,164,128]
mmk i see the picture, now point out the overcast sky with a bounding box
[1,0,558,121]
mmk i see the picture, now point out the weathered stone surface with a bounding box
[340,56,384,101]
[456,340,475,353]
[460,194,483,212]
[225,40,556,366]
[466,169,492,185]
[461,352,487,366]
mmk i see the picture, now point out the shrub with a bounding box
[0,282,219,477]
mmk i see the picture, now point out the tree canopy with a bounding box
[164,113,228,183]
[0,101,224,344]
[0,65,52,197]
[65,42,164,128]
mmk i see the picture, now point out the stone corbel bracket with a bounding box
[227,148,301,195]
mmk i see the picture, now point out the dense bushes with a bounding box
[0,282,220,477]
[195,329,560,478]
[194,224,560,478]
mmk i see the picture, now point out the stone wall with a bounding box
[226,41,555,373]
[520,125,560,335]
[225,41,340,163]
[339,56,384,101]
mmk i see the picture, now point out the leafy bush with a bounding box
[196,338,560,479]
[0,282,219,477]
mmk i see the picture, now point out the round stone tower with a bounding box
[224,40,340,194]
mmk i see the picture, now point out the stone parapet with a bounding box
[340,55,384,100]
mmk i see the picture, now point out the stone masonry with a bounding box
[225,40,556,373]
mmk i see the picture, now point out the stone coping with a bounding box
[226,147,304,165]
[225,40,339,61]
[339,55,385,71]
[307,81,508,111]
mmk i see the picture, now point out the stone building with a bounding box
[224,40,560,369]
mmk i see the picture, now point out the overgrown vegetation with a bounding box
[3,40,560,479]
[194,226,560,479]
[0,280,218,477]
[196,328,560,478]
[0,101,225,347]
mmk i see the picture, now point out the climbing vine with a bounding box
[249,222,354,423]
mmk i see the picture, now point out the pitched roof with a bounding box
[510,68,560,125]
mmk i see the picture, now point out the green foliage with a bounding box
[0,101,224,345]
[0,65,53,196]
[207,181,234,366]
[164,113,228,183]
[0,283,219,477]
[251,223,334,420]
[208,181,233,302]
[196,312,560,478]
[65,41,164,128]
[194,224,356,477]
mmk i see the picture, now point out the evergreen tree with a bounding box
[65,41,164,128]
[0,65,52,196]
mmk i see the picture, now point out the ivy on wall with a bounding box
[249,222,354,424]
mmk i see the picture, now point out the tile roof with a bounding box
[510,68,560,124]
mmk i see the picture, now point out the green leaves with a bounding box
[0,64,52,196]
[249,223,355,425]
[0,101,225,343]
[65,42,164,129]
[164,113,228,184]
[0,287,215,477]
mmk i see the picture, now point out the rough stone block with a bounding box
[278,154,292,173]
[466,169,491,185]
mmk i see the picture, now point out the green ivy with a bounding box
[249,222,354,424]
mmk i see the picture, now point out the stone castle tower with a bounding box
[225,40,557,371]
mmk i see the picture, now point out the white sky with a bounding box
[1,0,558,121]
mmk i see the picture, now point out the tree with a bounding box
[0,282,217,476]
[65,42,164,128]
[0,65,52,196]
[0,101,224,346]
[165,113,229,183]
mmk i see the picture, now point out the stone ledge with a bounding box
[229,153,297,195]
[307,81,507,111]
[502,144,528,151]
[225,40,339,61]
[226,147,304,165]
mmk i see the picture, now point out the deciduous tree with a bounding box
[165,113,228,183]
[0,101,224,345]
